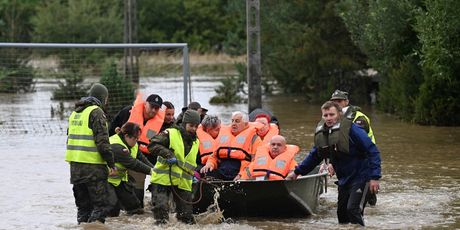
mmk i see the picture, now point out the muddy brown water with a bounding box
[0,76,458,229]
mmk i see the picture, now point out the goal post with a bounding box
[0,42,190,135]
[0,42,191,107]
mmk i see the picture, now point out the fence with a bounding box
[0,43,190,135]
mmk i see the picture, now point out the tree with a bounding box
[32,0,123,43]
[261,0,367,102]
[337,0,423,118]
[100,61,135,117]
[414,0,460,125]
[138,0,239,53]
[0,0,38,42]
[0,0,39,93]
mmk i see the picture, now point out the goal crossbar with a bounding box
[0,42,191,107]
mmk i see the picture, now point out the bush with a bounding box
[52,69,87,100]
[0,66,35,93]
[209,76,244,104]
[210,62,246,104]
[414,0,460,125]
[0,49,36,94]
[100,61,135,117]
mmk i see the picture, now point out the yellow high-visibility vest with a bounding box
[150,128,199,192]
[108,134,138,187]
[65,105,105,164]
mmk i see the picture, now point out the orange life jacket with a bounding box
[216,125,259,162]
[242,144,298,180]
[127,94,165,154]
[196,124,220,164]
[259,123,280,145]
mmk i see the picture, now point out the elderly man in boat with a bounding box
[200,111,262,181]
[238,135,298,180]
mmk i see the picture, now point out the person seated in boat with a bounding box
[106,122,154,217]
[249,108,280,129]
[237,135,298,180]
[196,115,221,167]
[286,101,381,226]
[253,113,280,145]
[200,111,262,181]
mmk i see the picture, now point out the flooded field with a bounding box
[0,75,459,229]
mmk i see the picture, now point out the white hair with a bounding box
[232,111,249,122]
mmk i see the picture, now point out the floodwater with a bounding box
[0,75,459,230]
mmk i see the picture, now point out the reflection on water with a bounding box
[0,76,459,229]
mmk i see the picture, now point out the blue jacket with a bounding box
[294,124,381,186]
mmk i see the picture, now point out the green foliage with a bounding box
[221,0,246,56]
[378,56,422,118]
[209,76,243,104]
[261,0,367,102]
[52,69,87,100]
[32,0,122,43]
[210,62,246,104]
[339,0,460,125]
[0,48,36,93]
[139,0,237,53]
[1,0,458,125]
[30,0,123,72]
[0,1,38,93]
[337,0,419,73]
[100,61,135,117]
[338,0,422,118]
[413,0,460,125]
[0,0,38,42]
[0,65,35,93]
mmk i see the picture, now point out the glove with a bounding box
[165,157,178,165]
[192,171,201,183]
[192,177,199,183]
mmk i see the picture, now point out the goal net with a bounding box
[0,43,190,136]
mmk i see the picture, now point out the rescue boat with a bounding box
[193,169,327,218]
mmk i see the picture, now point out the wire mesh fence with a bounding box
[0,43,189,136]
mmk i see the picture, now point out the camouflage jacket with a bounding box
[147,124,201,167]
[111,136,153,175]
[69,96,115,184]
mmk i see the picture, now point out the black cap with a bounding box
[187,101,201,110]
[146,94,163,108]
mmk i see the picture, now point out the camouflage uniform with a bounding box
[148,124,199,225]
[69,96,115,224]
[106,141,153,216]
[344,105,370,133]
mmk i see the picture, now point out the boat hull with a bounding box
[193,172,327,218]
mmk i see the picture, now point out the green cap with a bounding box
[182,110,200,125]
[89,83,108,104]
[330,89,348,100]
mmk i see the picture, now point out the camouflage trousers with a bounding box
[106,181,143,217]
[149,183,195,224]
[72,180,109,224]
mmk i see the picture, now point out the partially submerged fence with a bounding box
[0,43,190,135]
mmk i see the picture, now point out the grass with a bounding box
[27,52,245,79]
